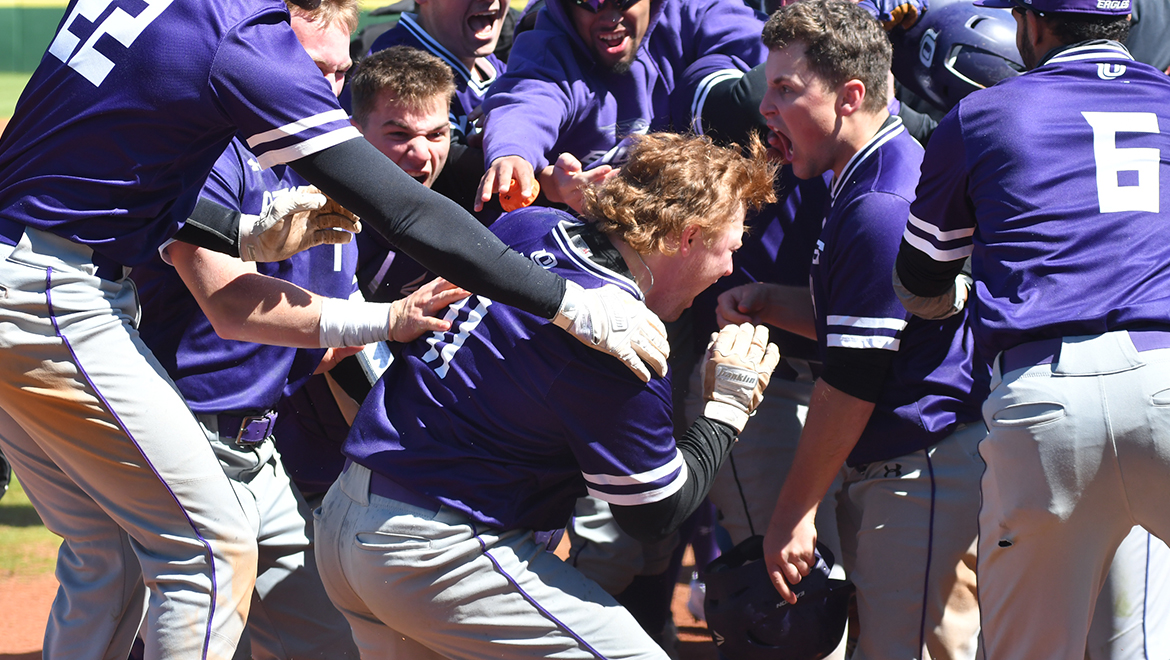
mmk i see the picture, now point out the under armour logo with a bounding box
[48,0,174,86]
[1097,63,1126,80]
[883,463,903,478]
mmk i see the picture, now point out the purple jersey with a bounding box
[134,138,358,414]
[345,209,682,532]
[903,42,1170,358]
[480,0,766,171]
[367,13,504,140]
[0,0,360,266]
[813,118,986,466]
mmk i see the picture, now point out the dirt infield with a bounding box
[0,554,719,659]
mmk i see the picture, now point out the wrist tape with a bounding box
[319,297,392,347]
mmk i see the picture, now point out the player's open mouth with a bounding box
[467,9,500,38]
[410,173,428,184]
[598,30,628,56]
[768,129,794,164]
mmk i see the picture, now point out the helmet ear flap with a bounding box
[703,536,854,660]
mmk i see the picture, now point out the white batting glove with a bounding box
[701,323,781,432]
[239,186,361,262]
[552,280,669,382]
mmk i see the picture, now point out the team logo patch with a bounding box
[1097,63,1126,80]
[530,250,558,269]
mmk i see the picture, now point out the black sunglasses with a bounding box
[568,0,645,13]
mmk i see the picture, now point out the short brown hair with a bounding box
[762,0,891,112]
[349,46,457,127]
[286,0,359,34]
[581,133,777,255]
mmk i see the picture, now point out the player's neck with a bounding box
[830,109,891,180]
[611,237,655,295]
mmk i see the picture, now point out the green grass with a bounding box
[0,474,61,579]
[0,71,32,119]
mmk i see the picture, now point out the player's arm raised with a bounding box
[167,241,464,349]
[289,137,670,381]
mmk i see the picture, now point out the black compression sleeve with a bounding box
[821,347,895,403]
[895,237,966,297]
[172,198,243,258]
[291,138,565,318]
[610,417,737,543]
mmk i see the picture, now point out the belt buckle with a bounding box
[235,413,275,447]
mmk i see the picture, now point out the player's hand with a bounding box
[314,346,363,375]
[387,277,471,343]
[701,323,781,432]
[239,186,361,262]
[858,0,927,29]
[763,507,819,605]
[476,155,536,212]
[552,280,669,382]
[542,153,618,214]
[715,283,776,328]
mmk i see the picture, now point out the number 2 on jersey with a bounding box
[49,0,173,87]
[1082,111,1161,214]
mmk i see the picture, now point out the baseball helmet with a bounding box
[703,536,854,660]
[891,1,1025,113]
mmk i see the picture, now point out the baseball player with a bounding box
[315,132,778,660]
[720,2,988,658]
[275,45,462,502]
[364,0,507,143]
[892,0,1170,656]
[0,0,668,657]
[473,0,767,212]
[128,6,476,657]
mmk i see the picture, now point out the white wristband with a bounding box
[703,400,749,434]
[318,297,392,348]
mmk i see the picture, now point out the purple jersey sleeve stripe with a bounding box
[255,126,362,170]
[827,333,901,351]
[581,449,684,486]
[246,109,352,150]
[586,464,688,506]
[826,315,907,331]
[902,225,974,262]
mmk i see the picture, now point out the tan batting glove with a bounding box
[553,280,670,382]
[701,323,781,432]
[239,186,361,262]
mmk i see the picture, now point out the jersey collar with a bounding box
[1040,40,1133,67]
[829,114,905,203]
[553,220,644,300]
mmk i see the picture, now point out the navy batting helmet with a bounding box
[891,1,1024,112]
[703,536,853,660]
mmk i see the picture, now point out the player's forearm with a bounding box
[894,238,967,297]
[768,379,874,527]
[290,138,565,319]
[611,417,738,543]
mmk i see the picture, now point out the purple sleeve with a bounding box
[825,193,913,353]
[209,19,362,169]
[550,371,686,507]
[903,112,976,264]
[675,0,767,91]
[199,142,249,212]
[480,31,578,170]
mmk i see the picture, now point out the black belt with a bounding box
[1000,330,1170,373]
[358,461,441,515]
[217,411,278,446]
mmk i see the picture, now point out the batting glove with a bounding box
[239,186,361,262]
[553,280,670,382]
[701,323,781,433]
[859,0,927,30]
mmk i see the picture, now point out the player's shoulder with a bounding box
[833,118,922,205]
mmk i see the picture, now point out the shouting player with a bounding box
[721,2,987,658]
[894,0,1170,656]
[314,132,778,659]
[0,0,666,657]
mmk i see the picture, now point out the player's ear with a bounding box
[837,79,865,117]
[679,224,702,255]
